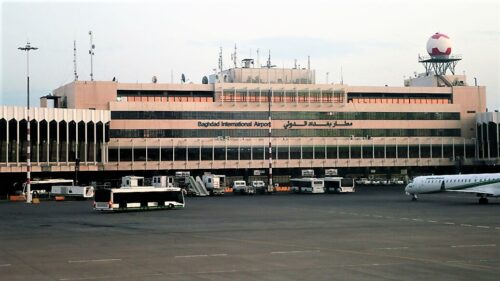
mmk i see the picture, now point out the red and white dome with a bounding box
[426,32,452,57]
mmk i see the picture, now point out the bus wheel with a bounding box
[168,203,174,209]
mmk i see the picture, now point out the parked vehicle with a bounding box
[323,177,355,193]
[232,180,255,195]
[290,178,325,194]
[202,173,226,195]
[19,179,74,198]
[94,176,185,212]
[51,185,94,199]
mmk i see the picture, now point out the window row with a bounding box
[108,144,476,162]
[110,128,461,138]
[111,111,460,121]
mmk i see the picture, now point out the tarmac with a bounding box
[0,186,499,281]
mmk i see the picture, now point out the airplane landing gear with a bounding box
[411,194,418,201]
[478,197,488,204]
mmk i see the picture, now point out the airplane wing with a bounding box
[447,184,500,197]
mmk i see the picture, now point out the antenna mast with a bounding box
[218,47,223,72]
[256,48,260,68]
[340,66,343,85]
[88,31,95,81]
[73,40,78,81]
[231,44,237,68]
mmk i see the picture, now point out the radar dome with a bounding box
[426,33,452,57]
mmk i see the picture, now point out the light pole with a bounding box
[266,50,275,194]
[18,41,38,203]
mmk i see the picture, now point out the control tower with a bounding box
[418,32,462,75]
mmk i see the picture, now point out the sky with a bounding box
[1,0,499,109]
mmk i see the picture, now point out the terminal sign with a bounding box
[198,121,271,128]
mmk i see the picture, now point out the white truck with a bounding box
[251,180,266,194]
[51,185,95,199]
[232,180,255,195]
[202,174,225,196]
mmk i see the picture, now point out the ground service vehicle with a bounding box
[51,185,95,199]
[290,178,325,193]
[251,180,266,194]
[93,176,185,212]
[202,174,225,195]
[232,180,255,195]
[323,177,355,193]
[20,179,74,198]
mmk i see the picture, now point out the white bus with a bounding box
[94,176,185,212]
[19,179,74,198]
[290,178,325,194]
[323,177,355,193]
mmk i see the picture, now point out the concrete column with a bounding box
[16,120,19,164]
[5,120,8,164]
[384,137,386,159]
[66,122,69,164]
[497,123,500,159]
[84,123,87,163]
[159,138,161,163]
[486,122,490,159]
[46,121,49,164]
[102,123,106,163]
[93,123,97,164]
[452,138,455,160]
[37,121,40,164]
[324,138,327,159]
[430,138,433,158]
[287,138,290,160]
[56,121,59,164]
[312,138,315,160]
[75,122,78,161]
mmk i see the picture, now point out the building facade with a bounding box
[1,61,497,189]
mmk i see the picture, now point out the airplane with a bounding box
[405,173,500,204]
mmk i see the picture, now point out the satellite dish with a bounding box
[152,76,157,83]
[181,73,186,83]
[202,76,208,84]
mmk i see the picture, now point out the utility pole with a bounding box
[18,41,38,203]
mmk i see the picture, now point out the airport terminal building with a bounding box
[1,40,499,188]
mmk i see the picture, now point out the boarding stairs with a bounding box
[187,176,209,196]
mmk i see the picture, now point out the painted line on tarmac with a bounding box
[476,225,490,229]
[68,258,121,264]
[174,254,209,258]
[427,220,438,223]
[461,224,473,227]
[174,253,228,258]
[270,250,320,255]
[375,247,409,250]
[59,276,112,281]
[444,222,455,225]
[0,263,11,267]
[450,244,496,248]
